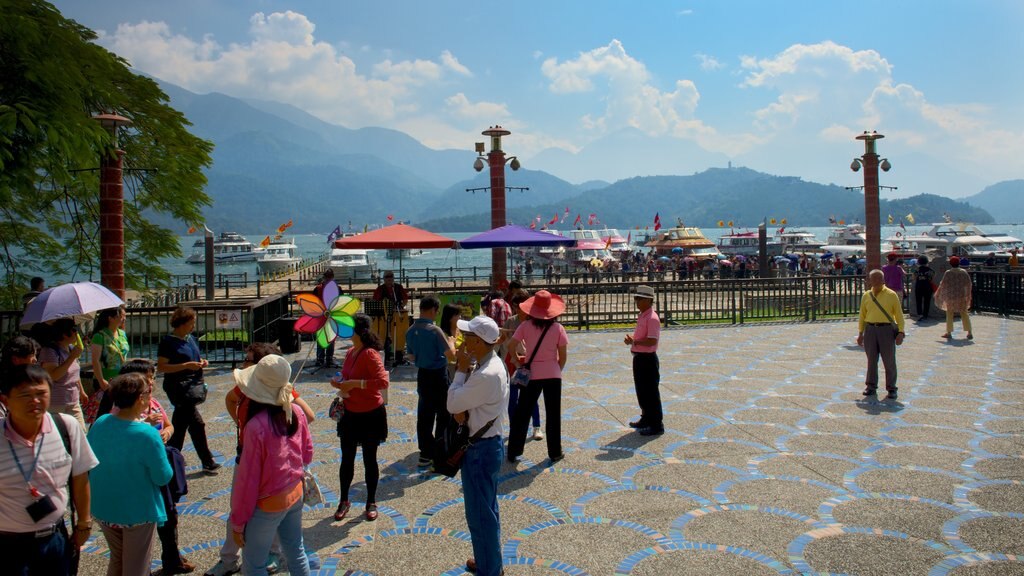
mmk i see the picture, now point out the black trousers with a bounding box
[914,282,933,317]
[508,378,562,460]
[633,352,663,428]
[416,367,450,459]
[157,490,184,569]
[0,523,71,575]
[168,403,215,467]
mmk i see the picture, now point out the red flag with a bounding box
[654,212,661,231]
[573,214,581,226]
[588,213,596,226]
[548,213,559,225]
[899,221,906,231]
[259,235,271,248]
[627,231,631,244]
[604,236,612,250]
[277,221,288,234]
[187,226,196,234]
[529,221,536,230]
[386,214,394,221]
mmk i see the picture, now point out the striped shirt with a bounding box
[0,413,98,533]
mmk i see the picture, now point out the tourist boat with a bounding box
[896,222,1016,262]
[717,230,782,257]
[527,229,614,270]
[329,248,375,281]
[776,229,825,253]
[185,232,262,264]
[385,248,425,260]
[596,228,632,255]
[256,238,301,274]
[820,224,867,258]
[645,226,721,260]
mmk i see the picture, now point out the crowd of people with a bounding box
[1,253,987,575]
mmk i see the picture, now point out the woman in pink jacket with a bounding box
[229,355,313,576]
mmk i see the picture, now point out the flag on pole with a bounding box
[285,219,293,229]
[627,231,631,244]
[327,225,342,243]
[588,213,596,226]
[906,213,915,224]
[386,214,394,221]
[562,206,570,223]
[277,222,288,234]
[187,226,197,234]
[259,235,271,248]
[887,214,894,224]
[899,221,906,231]
[548,213,559,225]
[529,221,536,230]
[829,215,837,225]
[654,212,661,231]
[604,236,612,250]
[573,214,581,226]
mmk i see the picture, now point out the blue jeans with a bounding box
[0,526,69,575]
[508,384,540,427]
[462,435,503,576]
[241,498,309,576]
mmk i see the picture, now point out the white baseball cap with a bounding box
[457,315,500,344]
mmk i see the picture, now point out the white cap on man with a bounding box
[457,315,501,344]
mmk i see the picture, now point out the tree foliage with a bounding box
[0,0,212,306]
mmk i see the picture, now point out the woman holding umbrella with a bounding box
[37,318,87,428]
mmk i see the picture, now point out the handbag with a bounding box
[433,416,497,478]
[302,468,325,506]
[328,396,345,422]
[510,323,553,388]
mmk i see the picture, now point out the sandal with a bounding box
[333,500,351,521]
[941,333,952,339]
[365,503,378,521]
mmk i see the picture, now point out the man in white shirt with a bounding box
[1,364,98,575]
[448,316,509,576]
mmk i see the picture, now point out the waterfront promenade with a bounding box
[76,315,1024,575]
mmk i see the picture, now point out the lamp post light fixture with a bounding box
[472,125,521,285]
[850,130,891,273]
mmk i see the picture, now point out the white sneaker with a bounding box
[532,427,544,441]
[204,560,241,576]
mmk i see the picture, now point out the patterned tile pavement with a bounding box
[76,314,1024,575]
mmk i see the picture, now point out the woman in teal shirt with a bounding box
[88,372,173,576]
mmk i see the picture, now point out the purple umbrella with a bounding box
[20,282,124,327]
[457,225,575,249]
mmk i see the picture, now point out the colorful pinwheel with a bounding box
[294,280,359,348]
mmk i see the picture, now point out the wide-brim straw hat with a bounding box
[233,354,295,422]
[520,290,565,319]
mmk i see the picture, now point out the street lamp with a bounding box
[93,112,131,299]
[850,131,891,272]
[472,126,520,285]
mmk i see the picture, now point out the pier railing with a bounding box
[3,271,1020,363]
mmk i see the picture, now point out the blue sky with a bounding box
[54,0,1023,197]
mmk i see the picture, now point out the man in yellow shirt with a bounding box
[858,269,905,400]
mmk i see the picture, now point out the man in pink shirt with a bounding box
[624,285,663,436]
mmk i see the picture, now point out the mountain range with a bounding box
[151,81,1020,234]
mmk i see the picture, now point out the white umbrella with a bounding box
[20,282,124,328]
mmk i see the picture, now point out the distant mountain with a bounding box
[964,180,1024,223]
[419,167,994,231]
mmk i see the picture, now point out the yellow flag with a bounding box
[780,218,787,225]
[906,213,915,224]
[727,221,734,227]
[718,220,724,227]
[887,214,894,224]
[769,218,777,225]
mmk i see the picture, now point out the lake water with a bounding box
[164,223,1024,279]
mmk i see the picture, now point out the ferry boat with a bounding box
[645,226,721,260]
[596,228,632,255]
[820,224,867,258]
[385,248,425,260]
[717,230,782,257]
[897,223,1016,262]
[776,229,825,253]
[329,248,375,281]
[256,238,301,275]
[185,232,261,264]
[527,229,614,270]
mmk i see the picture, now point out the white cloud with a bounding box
[99,12,473,129]
[695,53,723,71]
[444,93,509,121]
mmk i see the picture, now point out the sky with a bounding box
[53,0,1024,198]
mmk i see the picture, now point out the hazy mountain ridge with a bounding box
[155,81,1008,232]
[964,180,1024,223]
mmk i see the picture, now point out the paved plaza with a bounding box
[76,314,1024,575]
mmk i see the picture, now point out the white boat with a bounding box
[898,223,1015,262]
[385,248,425,260]
[257,238,301,274]
[776,229,825,253]
[329,248,375,281]
[717,230,782,257]
[529,229,614,270]
[820,224,867,258]
[185,232,262,264]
